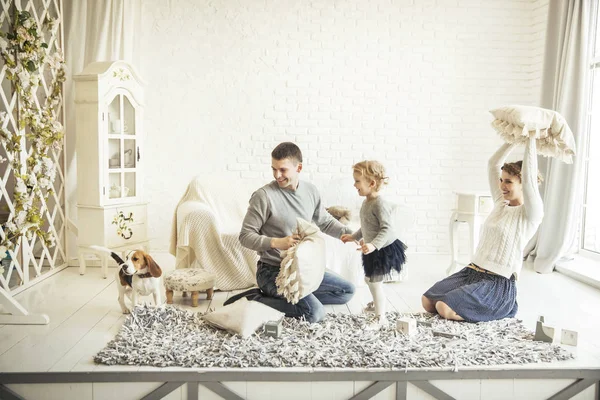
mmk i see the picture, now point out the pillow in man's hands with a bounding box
[203,297,284,338]
[276,218,326,304]
[490,105,575,164]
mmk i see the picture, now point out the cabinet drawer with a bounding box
[107,222,147,248]
[456,193,493,215]
[477,196,494,213]
[110,204,147,224]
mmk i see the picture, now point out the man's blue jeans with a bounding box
[254,261,355,323]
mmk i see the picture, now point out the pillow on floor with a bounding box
[276,218,326,304]
[203,297,284,339]
[489,105,576,164]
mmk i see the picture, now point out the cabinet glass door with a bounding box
[123,96,136,136]
[106,92,139,202]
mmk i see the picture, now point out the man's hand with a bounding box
[340,234,354,243]
[359,239,376,255]
[271,235,300,250]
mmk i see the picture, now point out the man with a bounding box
[224,142,355,323]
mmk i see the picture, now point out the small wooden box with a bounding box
[396,317,417,336]
[264,320,282,338]
[561,329,578,346]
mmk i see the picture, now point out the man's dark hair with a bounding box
[271,142,303,164]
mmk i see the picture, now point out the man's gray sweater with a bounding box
[239,180,353,266]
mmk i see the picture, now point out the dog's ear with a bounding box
[118,269,130,286]
[144,253,162,278]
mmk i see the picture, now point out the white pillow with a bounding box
[276,218,326,304]
[489,105,576,164]
[203,297,284,339]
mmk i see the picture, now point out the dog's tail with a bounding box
[89,245,112,254]
[89,245,125,265]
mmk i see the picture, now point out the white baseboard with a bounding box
[555,255,600,291]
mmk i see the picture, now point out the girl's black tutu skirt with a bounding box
[362,239,407,282]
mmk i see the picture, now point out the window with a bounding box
[581,2,600,257]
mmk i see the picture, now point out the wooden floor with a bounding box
[1,254,600,399]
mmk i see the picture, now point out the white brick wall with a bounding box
[530,0,550,100]
[140,0,548,253]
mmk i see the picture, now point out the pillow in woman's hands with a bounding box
[490,105,575,164]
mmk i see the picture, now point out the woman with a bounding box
[422,135,544,322]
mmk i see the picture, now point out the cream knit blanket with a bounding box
[169,177,258,291]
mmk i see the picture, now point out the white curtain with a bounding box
[525,0,592,273]
[62,0,142,259]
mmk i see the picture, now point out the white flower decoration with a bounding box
[0,10,65,252]
[16,211,28,226]
[16,180,27,193]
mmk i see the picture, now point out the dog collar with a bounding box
[120,268,153,288]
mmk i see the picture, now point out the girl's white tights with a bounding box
[366,279,386,326]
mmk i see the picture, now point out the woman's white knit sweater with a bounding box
[471,136,544,279]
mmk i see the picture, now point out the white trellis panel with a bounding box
[0,0,66,324]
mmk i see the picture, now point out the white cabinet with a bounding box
[74,61,148,277]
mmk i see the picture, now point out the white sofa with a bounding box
[169,176,365,291]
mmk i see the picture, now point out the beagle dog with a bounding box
[116,249,163,313]
[90,246,163,313]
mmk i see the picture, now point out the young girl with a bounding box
[341,160,407,327]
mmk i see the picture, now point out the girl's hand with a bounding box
[340,234,354,243]
[360,239,376,254]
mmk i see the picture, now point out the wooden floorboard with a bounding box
[0,269,112,356]
[0,253,599,375]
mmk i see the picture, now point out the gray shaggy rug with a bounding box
[94,306,573,369]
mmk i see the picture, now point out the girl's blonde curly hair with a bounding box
[352,160,389,192]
